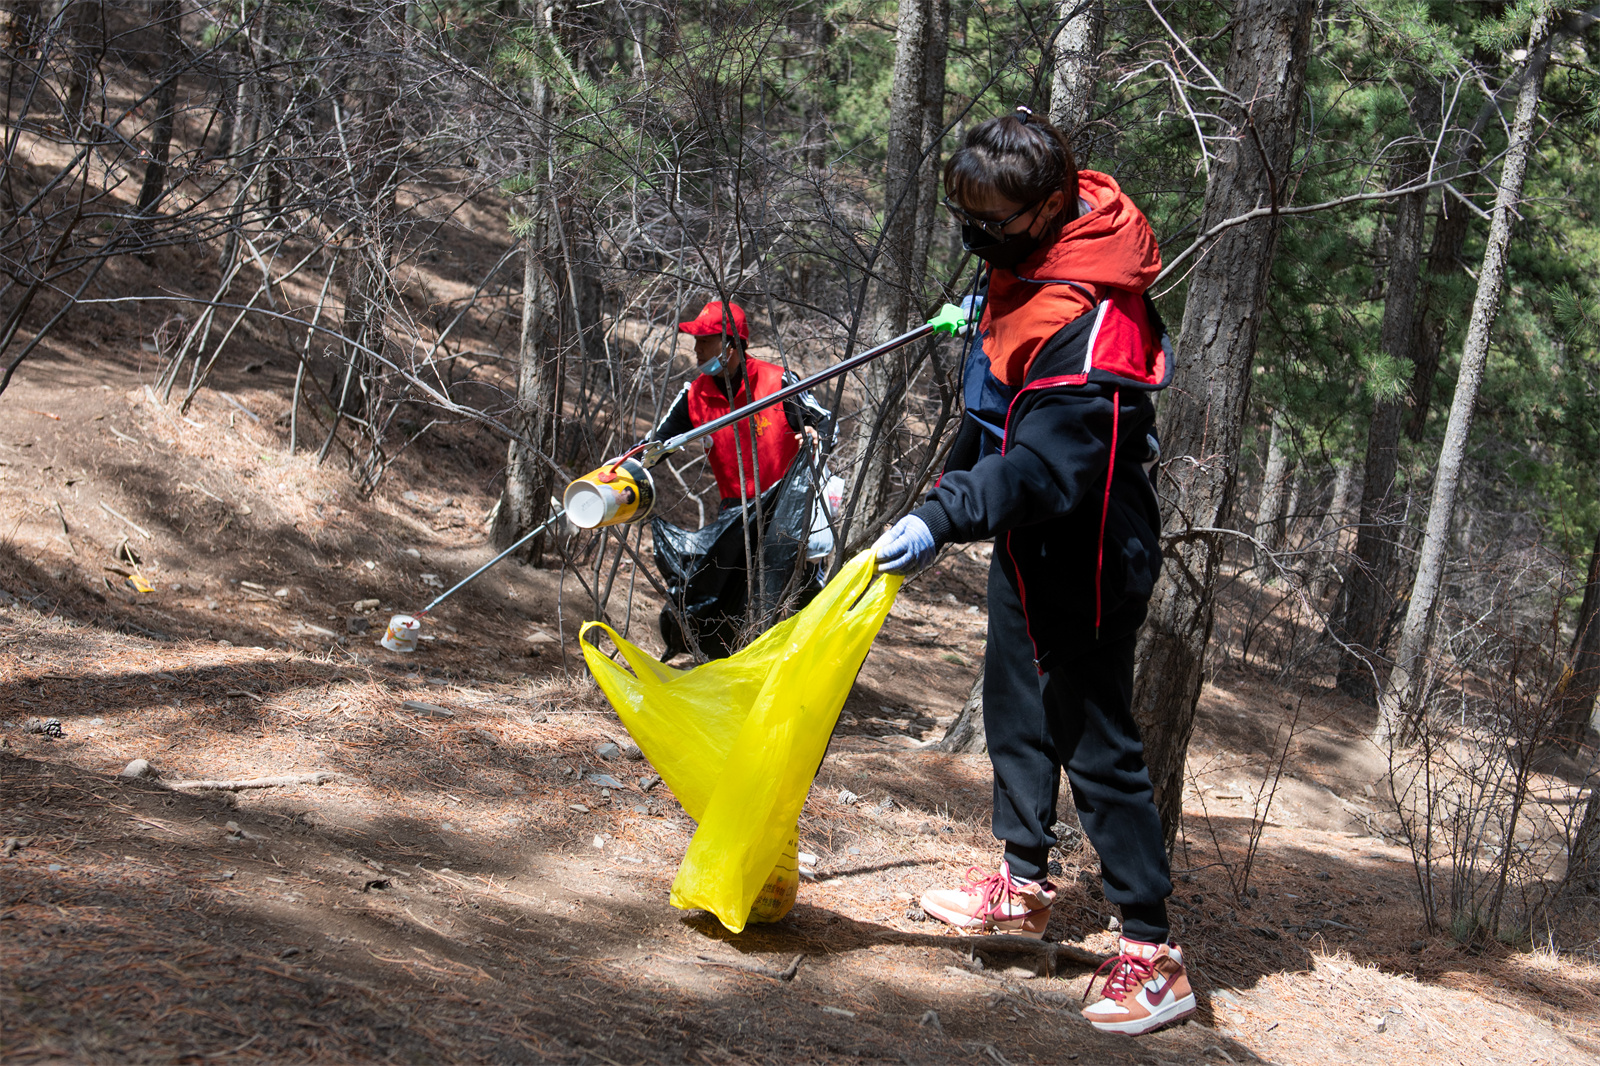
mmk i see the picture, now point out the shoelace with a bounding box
[962,866,1029,921]
[1086,951,1157,1004]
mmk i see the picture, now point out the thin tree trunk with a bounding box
[937,663,986,753]
[908,0,948,307]
[1130,0,1317,849]
[1331,157,1430,702]
[492,218,563,559]
[492,3,562,560]
[1376,14,1556,742]
[848,0,943,551]
[1405,170,1479,441]
[1256,419,1291,553]
[57,0,101,136]
[135,0,183,216]
[1555,523,1600,746]
[1311,460,1356,601]
[335,6,402,480]
[1048,0,1100,158]
[1568,782,1600,897]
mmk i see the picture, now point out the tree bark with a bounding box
[135,0,183,216]
[1404,170,1479,442]
[1255,419,1291,553]
[1568,781,1600,897]
[492,3,562,560]
[1555,524,1600,746]
[1331,158,1430,702]
[877,0,932,336]
[1130,0,1317,849]
[1376,14,1555,742]
[937,662,986,753]
[1048,0,1100,157]
[848,0,944,550]
[908,0,949,309]
[56,0,101,136]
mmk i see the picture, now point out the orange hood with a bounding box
[980,170,1162,386]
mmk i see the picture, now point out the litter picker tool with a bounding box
[382,301,971,641]
[377,507,570,651]
[563,301,973,530]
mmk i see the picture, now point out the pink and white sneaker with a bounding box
[1082,938,1197,1035]
[919,862,1055,938]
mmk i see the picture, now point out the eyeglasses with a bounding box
[942,195,1045,239]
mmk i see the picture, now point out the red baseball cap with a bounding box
[678,300,748,341]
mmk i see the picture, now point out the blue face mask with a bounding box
[700,355,724,377]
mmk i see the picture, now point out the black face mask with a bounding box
[961,221,1044,271]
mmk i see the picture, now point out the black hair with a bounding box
[943,106,1079,223]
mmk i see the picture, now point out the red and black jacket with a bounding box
[653,356,833,506]
[913,289,1171,666]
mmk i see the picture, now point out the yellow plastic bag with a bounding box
[580,551,901,932]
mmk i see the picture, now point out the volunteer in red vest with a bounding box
[650,300,831,509]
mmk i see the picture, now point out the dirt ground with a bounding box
[5,332,1600,1064]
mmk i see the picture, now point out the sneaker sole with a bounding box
[919,896,1047,939]
[1084,993,1197,1036]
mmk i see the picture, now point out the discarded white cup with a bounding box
[381,614,421,652]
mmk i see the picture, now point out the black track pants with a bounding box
[982,557,1172,944]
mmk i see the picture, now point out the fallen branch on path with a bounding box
[99,500,153,539]
[170,771,340,791]
[660,953,805,981]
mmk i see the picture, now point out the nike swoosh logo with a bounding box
[1145,977,1174,1005]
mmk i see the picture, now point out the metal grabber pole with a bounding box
[389,302,972,633]
[413,507,569,618]
[559,302,974,529]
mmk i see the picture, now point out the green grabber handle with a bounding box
[927,302,972,336]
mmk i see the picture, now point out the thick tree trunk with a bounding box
[1048,0,1100,157]
[1331,168,1430,702]
[1555,524,1600,746]
[1376,15,1555,742]
[1130,0,1317,849]
[878,0,931,335]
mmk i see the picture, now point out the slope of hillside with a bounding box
[2,323,1599,1065]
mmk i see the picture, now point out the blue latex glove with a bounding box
[874,515,937,574]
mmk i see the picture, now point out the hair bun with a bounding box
[1015,105,1034,123]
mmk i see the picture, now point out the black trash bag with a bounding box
[654,442,824,661]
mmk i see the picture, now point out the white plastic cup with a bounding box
[564,480,621,529]
[381,614,421,652]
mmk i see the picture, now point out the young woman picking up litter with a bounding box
[873,107,1193,1036]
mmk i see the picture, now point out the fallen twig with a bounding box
[99,500,153,539]
[218,391,262,423]
[170,772,340,791]
[684,953,806,981]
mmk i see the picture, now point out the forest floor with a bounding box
[4,323,1600,1064]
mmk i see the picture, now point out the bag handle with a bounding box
[579,621,683,686]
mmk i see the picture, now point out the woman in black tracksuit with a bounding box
[872,108,1196,1036]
